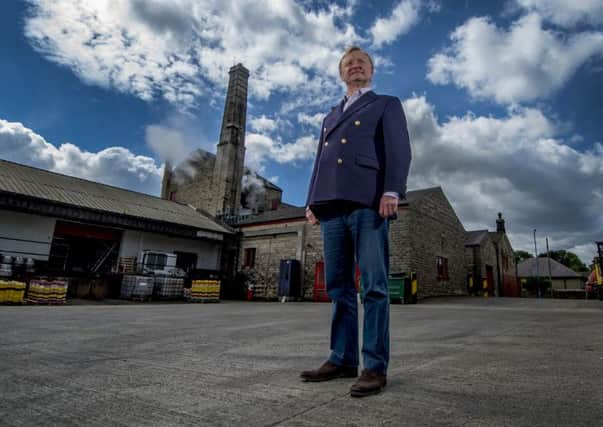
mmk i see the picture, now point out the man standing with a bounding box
[301,46,411,397]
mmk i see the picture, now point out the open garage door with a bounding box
[48,221,122,275]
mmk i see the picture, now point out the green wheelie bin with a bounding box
[388,272,407,304]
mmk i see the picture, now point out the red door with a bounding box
[486,266,495,296]
[314,261,330,302]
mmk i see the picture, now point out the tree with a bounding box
[514,250,533,262]
[538,250,588,272]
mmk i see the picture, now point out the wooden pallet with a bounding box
[189,298,220,303]
[118,257,137,274]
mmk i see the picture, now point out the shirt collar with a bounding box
[344,86,371,102]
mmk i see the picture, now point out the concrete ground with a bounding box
[1,297,602,427]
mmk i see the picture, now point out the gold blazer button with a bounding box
[337,158,343,165]
[341,138,347,144]
[354,120,361,126]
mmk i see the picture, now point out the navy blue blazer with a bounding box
[306,91,411,210]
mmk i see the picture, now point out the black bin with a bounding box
[278,259,301,299]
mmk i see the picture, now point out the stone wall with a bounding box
[478,236,498,282]
[389,207,413,274]
[403,189,467,297]
[164,154,216,212]
[240,221,305,299]
[302,222,324,299]
[238,188,470,301]
[497,233,518,295]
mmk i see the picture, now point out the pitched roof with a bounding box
[0,159,231,234]
[399,186,443,204]
[237,187,446,226]
[517,257,581,278]
[237,203,306,226]
[465,230,489,246]
[488,231,503,244]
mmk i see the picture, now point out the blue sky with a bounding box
[1,0,602,263]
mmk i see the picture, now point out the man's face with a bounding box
[340,50,373,87]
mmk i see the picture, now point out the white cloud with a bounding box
[427,14,603,104]
[515,0,603,27]
[145,125,191,165]
[402,96,603,261]
[297,112,325,129]
[24,0,364,109]
[0,119,162,195]
[249,115,277,133]
[245,133,317,172]
[568,243,600,266]
[370,0,421,48]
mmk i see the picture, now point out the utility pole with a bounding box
[546,237,553,297]
[534,229,540,298]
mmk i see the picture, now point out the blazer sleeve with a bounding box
[382,97,411,198]
[305,119,326,207]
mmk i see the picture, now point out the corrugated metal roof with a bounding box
[0,159,231,234]
[517,257,581,278]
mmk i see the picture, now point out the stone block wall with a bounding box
[405,189,467,297]
[478,238,498,280]
[165,155,216,212]
[237,188,472,301]
[389,207,415,275]
[302,222,324,299]
[240,221,305,299]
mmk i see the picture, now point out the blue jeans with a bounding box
[320,207,390,375]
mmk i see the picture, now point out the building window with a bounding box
[145,253,167,270]
[271,199,279,210]
[243,248,256,268]
[169,191,177,201]
[436,256,449,280]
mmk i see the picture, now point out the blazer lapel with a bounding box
[325,91,378,138]
[324,100,344,131]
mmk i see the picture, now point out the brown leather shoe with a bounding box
[350,369,387,397]
[300,361,358,382]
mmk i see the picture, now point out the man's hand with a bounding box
[305,208,319,225]
[379,194,398,218]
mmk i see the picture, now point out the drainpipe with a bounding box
[494,241,502,297]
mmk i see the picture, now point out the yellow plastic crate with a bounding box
[0,280,26,303]
[27,279,68,304]
[190,280,221,301]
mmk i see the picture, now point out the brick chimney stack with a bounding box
[211,63,249,217]
[496,212,506,234]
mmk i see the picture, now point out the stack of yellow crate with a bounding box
[190,279,220,302]
[27,279,68,304]
[0,280,26,303]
